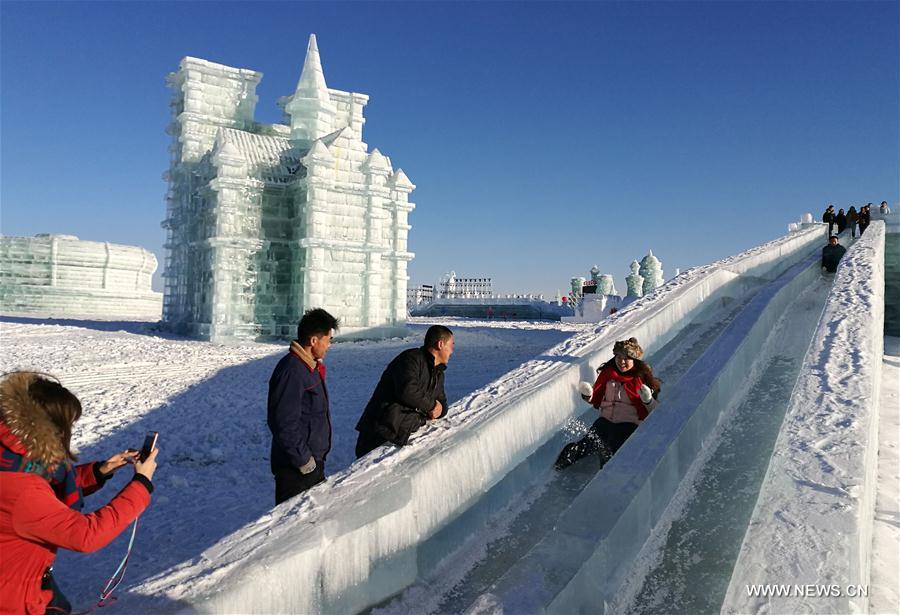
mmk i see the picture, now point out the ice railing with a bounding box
[723,222,886,615]
[136,225,826,613]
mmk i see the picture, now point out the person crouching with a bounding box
[555,337,661,470]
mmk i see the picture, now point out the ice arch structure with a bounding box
[0,234,161,320]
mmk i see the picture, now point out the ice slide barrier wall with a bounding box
[723,222,886,614]
[140,226,825,613]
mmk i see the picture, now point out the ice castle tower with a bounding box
[161,35,414,342]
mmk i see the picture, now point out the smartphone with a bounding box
[139,432,158,463]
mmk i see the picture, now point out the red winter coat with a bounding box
[589,363,658,423]
[0,376,151,615]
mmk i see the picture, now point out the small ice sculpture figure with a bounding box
[589,265,602,285]
[597,273,616,296]
[626,260,644,298]
[639,250,664,296]
[570,277,585,301]
[800,213,813,224]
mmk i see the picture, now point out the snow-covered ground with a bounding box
[871,335,900,614]
[0,315,582,611]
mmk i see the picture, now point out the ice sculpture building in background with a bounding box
[563,251,666,323]
[0,234,162,320]
[161,34,415,342]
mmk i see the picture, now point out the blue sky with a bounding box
[2,1,897,297]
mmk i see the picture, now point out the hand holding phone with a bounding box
[135,432,159,482]
[139,432,158,463]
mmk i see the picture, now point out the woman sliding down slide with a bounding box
[555,338,661,470]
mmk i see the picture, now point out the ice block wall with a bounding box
[136,226,825,613]
[0,234,162,320]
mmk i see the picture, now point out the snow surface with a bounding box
[0,315,578,612]
[870,335,900,614]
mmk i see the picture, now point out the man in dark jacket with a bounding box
[821,236,847,273]
[859,204,871,236]
[355,325,454,459]
[822,205,835,237]
[268,308,339,504]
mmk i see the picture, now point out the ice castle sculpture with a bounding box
[161,35,414,341]
[639,250,664,295]
[570,277,585,303]
[597,273,616,296]
[0,234,162,320]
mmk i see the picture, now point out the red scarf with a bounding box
[590,365,648,420]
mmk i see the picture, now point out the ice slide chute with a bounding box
[135,226,828,613]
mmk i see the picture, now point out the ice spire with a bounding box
[639,250,664,296]
[626,260,644,298]
[294,34,330,102]
[287,34,336,145]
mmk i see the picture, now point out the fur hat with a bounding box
[0,372,72,466]
[613,337,643,360]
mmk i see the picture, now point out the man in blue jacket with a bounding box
[268,308,339,504]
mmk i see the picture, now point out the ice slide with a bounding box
[136,223,884,613]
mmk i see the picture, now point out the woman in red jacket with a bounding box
[0,372,158,615]
[555,337,661,470]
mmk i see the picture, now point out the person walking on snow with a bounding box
[847,206,859,238]
[822,205,835,237]
[835,208,847,235]
[858,204,871,236]
[555,337,661,470]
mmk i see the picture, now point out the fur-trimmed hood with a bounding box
[0,372,69,466]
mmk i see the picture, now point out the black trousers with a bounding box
[355,430,388,459]
[42,569,71,615]
[591,417,638,453]
[274,463,325,505]
[556,418,638,469]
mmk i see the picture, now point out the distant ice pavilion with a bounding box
[162,34,415,342]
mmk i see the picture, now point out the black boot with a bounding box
[554,434,600,470]
[595,439,614,466]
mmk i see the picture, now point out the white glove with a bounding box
[578,381,593,398]
[639,384,653,404]
[299,457,317,475]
